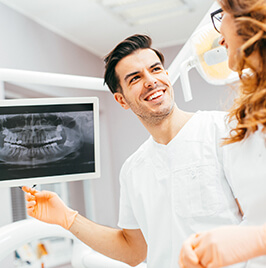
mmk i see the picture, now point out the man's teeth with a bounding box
[147,91,163,101]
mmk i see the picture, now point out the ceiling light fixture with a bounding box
[96,0,194,25]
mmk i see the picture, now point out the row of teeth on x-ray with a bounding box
[3,125,65,147]
[3,141,64,159]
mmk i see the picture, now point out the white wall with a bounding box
[0,3,103,76]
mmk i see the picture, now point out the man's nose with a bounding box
[143,72,157,88]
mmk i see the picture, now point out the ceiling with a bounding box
[0,0,213,57]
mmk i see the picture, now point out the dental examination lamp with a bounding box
[168,2,239,102]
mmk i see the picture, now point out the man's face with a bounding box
[114,48,175,124]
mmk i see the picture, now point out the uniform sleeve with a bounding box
[117,162,139,229]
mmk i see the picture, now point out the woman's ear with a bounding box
[114,92,130,110]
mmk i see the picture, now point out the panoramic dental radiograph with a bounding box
[0,112,91,165]
[0,110,95,182]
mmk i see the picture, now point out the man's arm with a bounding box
[70,214,147,266]
[23,186,147,267]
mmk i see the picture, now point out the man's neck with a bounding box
[141,104,194,145]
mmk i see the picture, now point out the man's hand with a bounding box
[22,186,78,230]
[179,225,266,268]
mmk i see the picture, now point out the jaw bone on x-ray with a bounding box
[0,112,92,166]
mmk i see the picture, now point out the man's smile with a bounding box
[145,89,165,101]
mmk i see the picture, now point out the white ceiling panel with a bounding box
[0,0,214,57]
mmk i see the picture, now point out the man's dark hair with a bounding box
[104,34,165,94]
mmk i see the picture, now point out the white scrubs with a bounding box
[224,125,266,267]
[118,111,244,268]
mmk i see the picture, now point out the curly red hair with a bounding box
[218,0,266,144]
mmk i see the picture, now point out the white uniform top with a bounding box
[118,111,244,268]
[224,125,266,268]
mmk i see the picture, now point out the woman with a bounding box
[179,0,266,267]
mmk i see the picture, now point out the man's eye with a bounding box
[130,76,140,84]
[152,67,162,72]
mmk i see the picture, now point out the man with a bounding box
[23,34,243,268]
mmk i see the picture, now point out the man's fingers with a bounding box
[22,186,38,195]
[26,201,36,209]
[25,193,36,202]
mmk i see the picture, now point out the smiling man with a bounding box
[114,49,176,124]
[23,34,244,268]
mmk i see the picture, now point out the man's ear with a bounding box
[114,92,130,110]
